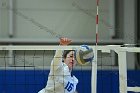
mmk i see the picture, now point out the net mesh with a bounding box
[0,46,92,93]
[0,45,140,93]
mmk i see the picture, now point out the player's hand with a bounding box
[59,37,72,45]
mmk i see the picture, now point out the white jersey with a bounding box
[38,50,78,93]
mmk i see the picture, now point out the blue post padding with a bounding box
[0,70,140,93]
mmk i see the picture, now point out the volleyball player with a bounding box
[38,37,78,93]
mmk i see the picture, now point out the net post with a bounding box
[117,50,127,93]
[91,46,97,93]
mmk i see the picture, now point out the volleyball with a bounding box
[75,45,94,65]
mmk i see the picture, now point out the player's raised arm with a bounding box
[50,38,72,71]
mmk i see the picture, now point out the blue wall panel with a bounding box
[0,70,140,93]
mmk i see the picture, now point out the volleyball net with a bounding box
[0,45,140,93]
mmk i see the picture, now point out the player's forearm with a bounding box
[51,37,71,70]
[51,50,63,71]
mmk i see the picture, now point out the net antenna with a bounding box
[91,0,99,93]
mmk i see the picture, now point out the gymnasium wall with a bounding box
[0,0,115,40]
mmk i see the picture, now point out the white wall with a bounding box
[0,0,115,42]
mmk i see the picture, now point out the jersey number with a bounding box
[65,81,74,92]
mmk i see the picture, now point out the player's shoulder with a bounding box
[72,75,79,84]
